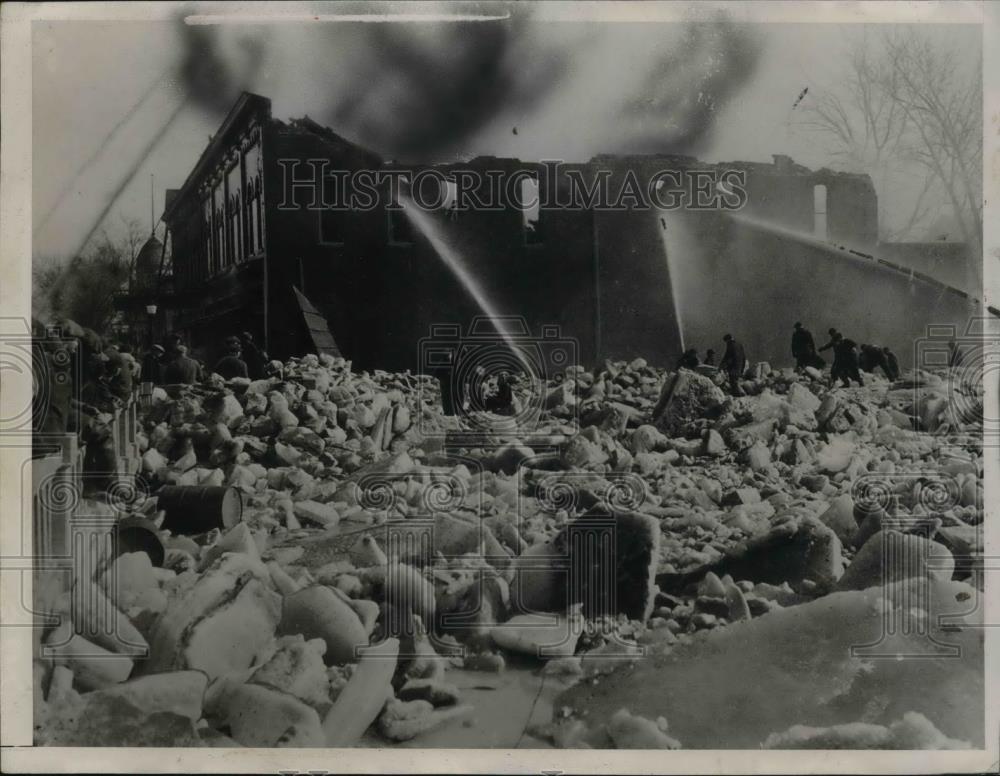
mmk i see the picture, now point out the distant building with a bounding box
[133,92,982,370]
[133,234,163,291]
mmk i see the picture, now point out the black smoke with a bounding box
[623,17,763,154]
[324,8,566,160]
[176,10,267,115]
[173,3,567,161]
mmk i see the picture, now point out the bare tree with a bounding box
[33,216,148,334]
[797,29,940,242]
[798,27,982,295]
[879,29,982,262]
[110,215,149,293]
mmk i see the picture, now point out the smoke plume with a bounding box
[174,3,567,161]
[622,17,763,154]
[171,6,762,162]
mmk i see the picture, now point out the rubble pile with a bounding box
[32,353,985,748]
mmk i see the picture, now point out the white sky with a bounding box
[31,14,981,261]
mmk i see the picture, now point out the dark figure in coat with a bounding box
[677,348,700,370]
[823,333,864,387]
[240,332,267,380]
[212,336,249,380]
[165,332,183,358]
[485,371,515,414]
[791,322,824,370]
[883,347,900,381]
[213,352,249,380]
[163,345,203,385]
[719,334,746,395]
[141,345,165,385]
[859,344,891,379]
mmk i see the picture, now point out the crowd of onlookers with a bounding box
[139,331,269,386]
[33,321,272,435]
[31,319,270,489]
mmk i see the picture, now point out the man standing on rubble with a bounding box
[165,332,183,358]
[822,331,864,388]
[719,334,746,395]
[141,344,165,385]
[485,370,515,414]
[676,348,700,370]
[163,344,202,384]
[214,336,250,380]
[837,337,864,387]
[883,346,900,381]
[240,331,267,379]
[791,322,823,371]
[818,328,842,381]
[859,343,893,379]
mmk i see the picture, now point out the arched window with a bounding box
[231,192,242,261]
[202,197,213,279]
[243,184,253,256]
[248,174,262,255]
[214,202,224,274]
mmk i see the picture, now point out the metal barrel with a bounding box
[156,485,243,536]
[114,515,166,567]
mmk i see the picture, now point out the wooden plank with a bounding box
[293,286,343,357]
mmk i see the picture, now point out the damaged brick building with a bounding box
[146,92,982,372]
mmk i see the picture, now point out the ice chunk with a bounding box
[555,579,984,748]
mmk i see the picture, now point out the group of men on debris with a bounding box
[675,322,905,395]
[140,331,269,385]
[805,324,901,386]
[674,333,750,395]
[31,318,279,490]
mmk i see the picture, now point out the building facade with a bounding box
[152,92,981,372]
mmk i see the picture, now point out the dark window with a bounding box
[213,182,225,274]
[214,206,224,273]
[244,191,254,255]
[242,142,262,257]
[254,175,264,250]
[253,177,263,252]
[196,215,207,285]
[227,163,242,263]
[202,197,213,278]
[231,193,242,262]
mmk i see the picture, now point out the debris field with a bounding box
[33,353,986,749]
